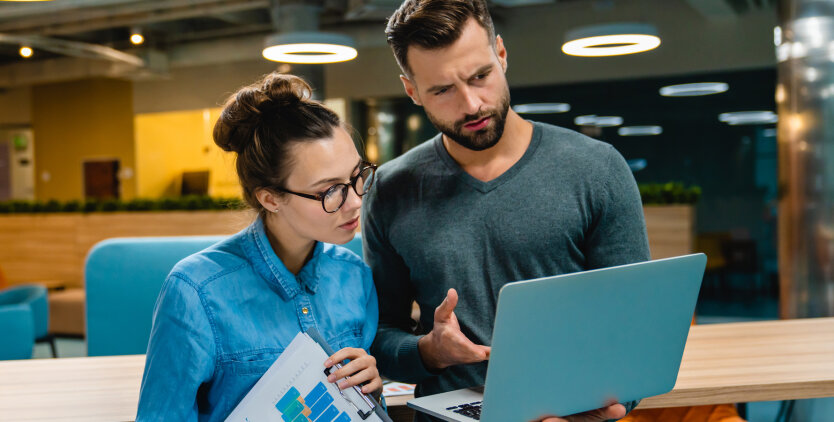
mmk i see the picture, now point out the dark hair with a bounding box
[385,0,495,76]
[214,72,341,215]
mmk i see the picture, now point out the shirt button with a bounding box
[302,307,309,315]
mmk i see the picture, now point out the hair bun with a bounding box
[213,73,313,154]
[261,73,312,108]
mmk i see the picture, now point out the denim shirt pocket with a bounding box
[223,349,284,375]
[327,325,364,351]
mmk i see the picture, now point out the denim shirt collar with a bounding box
[242,216,323,300]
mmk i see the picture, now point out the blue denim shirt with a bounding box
[136,217,378,422]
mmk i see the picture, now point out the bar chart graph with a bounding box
[276,382,352,422]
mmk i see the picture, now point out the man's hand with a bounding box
[417,288,491,370]
[535,403,627,422]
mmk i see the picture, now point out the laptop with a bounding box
[408,253,707,422]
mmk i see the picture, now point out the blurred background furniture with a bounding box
[48,288,86,339]
[84,236,226,356]
[0,302,34,360]
[0,284,55,357]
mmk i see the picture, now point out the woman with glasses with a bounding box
[137,72,382,421]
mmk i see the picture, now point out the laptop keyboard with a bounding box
[447,401,482,420]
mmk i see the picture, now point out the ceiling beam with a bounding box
[0,0,269,36]
[0,0,148,20]
[685,0,738,21]
[0,34,144,67]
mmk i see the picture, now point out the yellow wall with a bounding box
[33,79,137,201]
[134,108,240,198]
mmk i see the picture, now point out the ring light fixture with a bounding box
[263,32,357,64]
[562,23,660,57]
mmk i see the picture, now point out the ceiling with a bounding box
[0,0,387,67]
[0,0,777,85]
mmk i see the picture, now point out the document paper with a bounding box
[225,332,387,422]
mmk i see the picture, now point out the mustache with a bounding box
[455,109,494,129]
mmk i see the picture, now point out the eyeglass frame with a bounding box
[273,161,378,213]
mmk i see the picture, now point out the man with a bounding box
[361,0,650,420]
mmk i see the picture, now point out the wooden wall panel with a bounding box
[1,210,253,288]
[0,215,80,286]
[0,206,694,288]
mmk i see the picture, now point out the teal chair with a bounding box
[0,284,53,357]
[343,233,363,259]
[0,302,34,360]
[84,236,226,356]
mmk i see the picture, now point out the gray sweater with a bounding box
[362,122,651,419]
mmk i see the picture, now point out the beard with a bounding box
[425,86,511,152]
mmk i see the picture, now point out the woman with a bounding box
[136,72,381,421]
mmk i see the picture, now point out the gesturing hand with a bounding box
[324,348,383,395]
[417,288,491,370]
[535,403,627,422]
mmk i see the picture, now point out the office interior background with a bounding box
[0,0,832,420]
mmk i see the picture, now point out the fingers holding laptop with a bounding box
[535,402,627,422]
[418,288,492,370]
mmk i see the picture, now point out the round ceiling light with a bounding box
[562,23,660,57]
[659,82,729,97]
[19,46,33,58]
[130,33,144,45]
[718,111,778,125]
[263,32,357,64]
[513,103,571,114]
[618,125,663,136]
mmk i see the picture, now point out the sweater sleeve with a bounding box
[361,177,437,384]
[585,144,651,269]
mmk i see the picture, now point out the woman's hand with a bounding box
[324,347,383,395]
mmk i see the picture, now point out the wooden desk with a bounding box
[1,318,833,421]
[638,317,834,408]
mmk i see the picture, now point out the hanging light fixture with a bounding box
[659,82,729,97]
[263,32,357,64]
[562,23,660,57]
[513,103,571,114]
[574,115,624,127]
[718,111,779,125]
[262,1,357,64]
[618,125,663,136]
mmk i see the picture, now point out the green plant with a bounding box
[0,196,247,214]
[638,182,701,205]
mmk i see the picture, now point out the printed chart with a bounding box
[276,383,351,422]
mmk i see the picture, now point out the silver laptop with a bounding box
[408,254,707,422]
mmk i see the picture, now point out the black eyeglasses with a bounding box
[275,162,377,213]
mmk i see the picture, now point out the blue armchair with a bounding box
[0,284,54,357]
[84,236,227,356]
[0,303,34,360]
